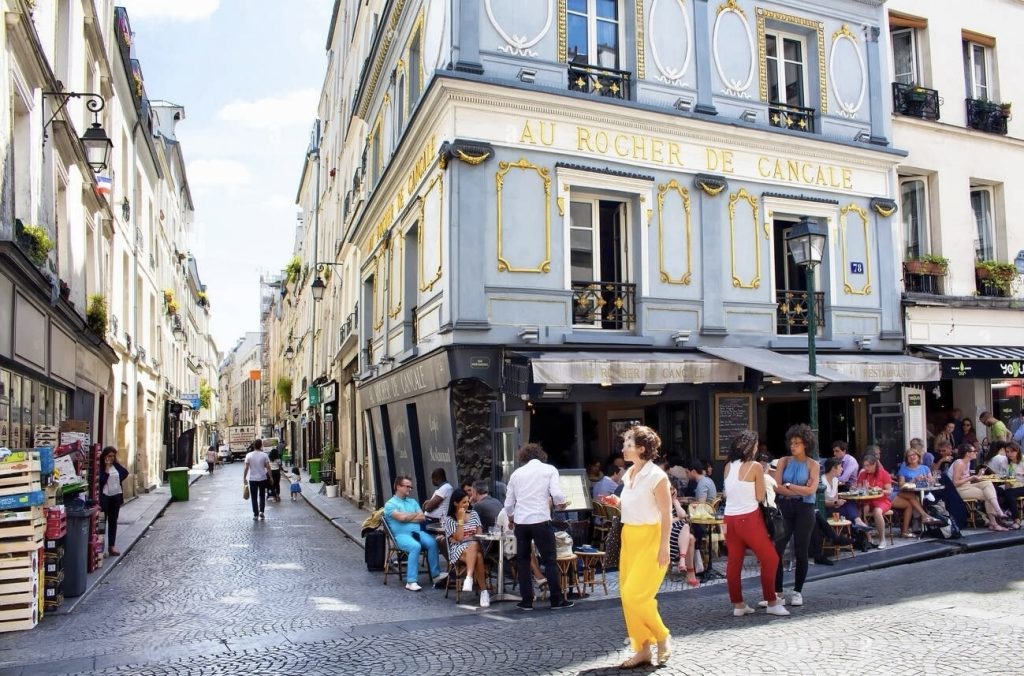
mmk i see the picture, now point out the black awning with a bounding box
[917,346,1024,379]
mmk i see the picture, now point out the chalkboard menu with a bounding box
[713,393,754,460]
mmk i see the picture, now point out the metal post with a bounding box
[807,264,818,449]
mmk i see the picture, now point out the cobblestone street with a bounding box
[2,463,1022,675]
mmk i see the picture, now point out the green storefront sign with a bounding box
[308,386,321,406]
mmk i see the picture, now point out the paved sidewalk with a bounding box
[297,473,371,547]
[52,466,207,615]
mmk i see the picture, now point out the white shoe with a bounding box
[877,541,887,549]
[733,605,755,617]
[479,590,490,608]
[462,577,474,592]
[758,597,786,608]
[431,572,449,585]
[405,582,422,592]
[790,592,803,607]
[766,603,791,616]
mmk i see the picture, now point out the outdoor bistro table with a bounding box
[690,516,724,581]
[473,532,520,603]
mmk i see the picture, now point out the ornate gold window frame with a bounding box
[387,231,404,319]
[656,179,692,285]
[372,249,386,331]
[729,187,761,289]
[557,0,567,62]
[755,7,827,114]
[418,172,444,291]
[496,158,552,273]
[406,8,426,106]
[839,203,871,295]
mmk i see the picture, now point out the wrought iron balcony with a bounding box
[892,83,940,121]
[966,98,1010,135]
[567,63,632,100]
[776,290,825,336]
[768,102,816,133]
[339,307,358,345]
[572,280,636,330]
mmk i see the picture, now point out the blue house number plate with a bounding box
[850,262,864,274]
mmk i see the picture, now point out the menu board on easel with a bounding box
[713,393,754,461]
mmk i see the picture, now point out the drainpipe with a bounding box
[306,120,321,468]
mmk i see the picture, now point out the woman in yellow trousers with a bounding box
[617,425,673,668]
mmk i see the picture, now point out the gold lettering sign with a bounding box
[756,156,853,189]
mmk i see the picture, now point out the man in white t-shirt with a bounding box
[421,468,453,523]
[243,439,271,520]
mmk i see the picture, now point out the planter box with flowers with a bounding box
[15,221,54,267]
[903,255,948,277]
[975,260,1020,297]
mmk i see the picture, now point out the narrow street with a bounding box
[0,464,1022,675]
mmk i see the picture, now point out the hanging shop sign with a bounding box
[941,359,1024,379]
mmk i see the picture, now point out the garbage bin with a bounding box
[308,459,321,483]
[65,503,98,598]
[167,467,190,501]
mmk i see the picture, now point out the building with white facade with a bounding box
[218,331,263,432]
[1,1,220,491]
[887,0,1024,442]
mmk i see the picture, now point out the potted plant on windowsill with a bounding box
[16,222,54,267]
[904,254,948,276]
[975,260,1020,296]
[86,294,108,336]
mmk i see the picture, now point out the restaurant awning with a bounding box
[529,351,744,385]
[917,346,1024,379]
[817,354,940,383]
[697,346,853,383]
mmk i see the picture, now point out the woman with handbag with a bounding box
[772,424,820,608]
[723,431,788,617]
[616,425,673,668]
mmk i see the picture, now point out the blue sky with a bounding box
[119,0,333,353]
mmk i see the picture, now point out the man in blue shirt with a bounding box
[383,476,448,592]
[592,463,624,501]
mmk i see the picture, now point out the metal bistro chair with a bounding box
[439,533,471,603]
[591,502,609,546]
[381,519,428,586]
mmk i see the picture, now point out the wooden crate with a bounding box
[0,455,41,476]
[0,482,42,498]
[0,600,39,632]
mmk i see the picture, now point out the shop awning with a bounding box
[529,352,744,385]
[917,346,1024,379]
[817,354,940,383]
[697,346,855,383]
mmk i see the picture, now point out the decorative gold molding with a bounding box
[636,0,646,79]
[356,0,409,119]
[717,0,745,18]
[698,180,726,197]
[840,203,871,295]
[728,188,761,289]
[557,0,567,62]
[496,158,552,273]
[756,8,828,114]
[872,202,896,217]
[454,149,490,165]
[409,8,426,90]
[657,179,693,285]
[387,232,404,319]
[556,197,565,216]
[372,253,385,331]
[832,23,857,43]
[417,172,444,292]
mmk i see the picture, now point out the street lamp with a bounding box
[310,262,344,302]
[785,216,828,446]
[284,344,295,360]
[42,91,112,171]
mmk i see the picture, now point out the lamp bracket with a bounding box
[314,261,345,272]
[42,91,105,140]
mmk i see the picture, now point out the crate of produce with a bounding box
[0,452,42,476]
[0,492,45,510]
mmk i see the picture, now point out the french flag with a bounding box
[96,175,112,196]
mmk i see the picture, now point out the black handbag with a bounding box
[760,501,787,543]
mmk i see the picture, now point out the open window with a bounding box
[570,196,633,330]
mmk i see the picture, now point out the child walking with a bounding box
[288,467,302,501]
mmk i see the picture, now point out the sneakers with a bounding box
[789,592,804,607]
[516,601,534,611]
[766,603,791,616]
[877,540,887,549]
[462,577,474,592]
[479,590,491,608]
[551,600,575,610]
[253,514,259,520]
[757,597,786,608]
[258,513,265,520]
[405,582,422,592]
[732,605,755,617]
[431,572,449,586]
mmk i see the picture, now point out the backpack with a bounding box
[925,501,962,540]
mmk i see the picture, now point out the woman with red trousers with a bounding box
[723,431,789,617]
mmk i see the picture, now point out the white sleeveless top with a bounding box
[620,461,668,525]
[723,460,759,516]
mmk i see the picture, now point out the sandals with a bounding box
[620,645,654,669]
[989,523,1009,532]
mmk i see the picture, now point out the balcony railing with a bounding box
[966,98,1010,135]
[567,63,632,100]
[776,290,825,336]
[339,307,358,346]
[572,280,636,330]
[892,83,940,121]
[768,102,816,133]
